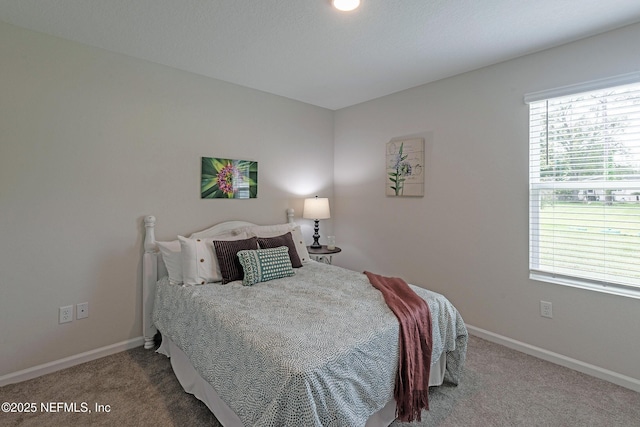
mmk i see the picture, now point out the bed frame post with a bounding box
[142,215,158,349]
[144,215,156,253]
[286,208,294,224]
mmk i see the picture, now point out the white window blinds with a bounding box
[528,79,640,297]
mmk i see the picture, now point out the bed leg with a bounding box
[144,336,155,350]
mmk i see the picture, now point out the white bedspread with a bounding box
[153,261,467,427]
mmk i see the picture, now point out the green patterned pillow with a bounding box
[237,246,295,286]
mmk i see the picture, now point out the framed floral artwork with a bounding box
[201,157,258,199]
[386,138,424,197]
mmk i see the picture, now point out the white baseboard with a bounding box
[466,324,640,393]
[0,337,145,387]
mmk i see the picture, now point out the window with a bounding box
[527,75,640,298]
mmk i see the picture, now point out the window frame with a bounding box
[526,73,640,300]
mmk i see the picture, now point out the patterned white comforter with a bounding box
[153,261,467,427]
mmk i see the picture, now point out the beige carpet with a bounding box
[1,335,638,426]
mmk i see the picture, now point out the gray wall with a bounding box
[0,22,334,376]
[333,23,640,383]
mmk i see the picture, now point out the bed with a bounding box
[142,210,467,427]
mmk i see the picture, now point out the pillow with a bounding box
[179,231,249,285]
[257,232,302,268]
[237,223,310,264]
[237,246,295,286]
[157,240,183,284]
[213,236,259,284]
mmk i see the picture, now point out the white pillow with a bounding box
[157,240,183,285]
[179,231,249,286]
[237,223,310,264]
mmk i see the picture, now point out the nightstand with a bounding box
[307,245,342,264]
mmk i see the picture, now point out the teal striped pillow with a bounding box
[237,246,295,286]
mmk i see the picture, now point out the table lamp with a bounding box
[303,196,331,248]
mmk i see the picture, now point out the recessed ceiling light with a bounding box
[332,0,361,12]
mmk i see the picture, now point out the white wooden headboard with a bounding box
[141,208,296,349]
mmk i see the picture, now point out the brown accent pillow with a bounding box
[257,232,302,268]
[213,236,259,284]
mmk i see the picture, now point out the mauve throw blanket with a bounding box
[364,271,432,422]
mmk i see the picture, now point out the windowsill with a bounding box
[530,272,640,300]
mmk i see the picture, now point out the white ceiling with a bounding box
[2,0,640,110]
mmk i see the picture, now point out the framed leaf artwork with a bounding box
[201,157,258,199]
[386,138,424,197]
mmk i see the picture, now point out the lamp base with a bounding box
[310,219,322,248]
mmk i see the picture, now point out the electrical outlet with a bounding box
[59,305,73,324]
[77,302,89,319]
[540,301,553,318]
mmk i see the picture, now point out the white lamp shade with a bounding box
[303,197,331,220]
